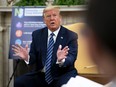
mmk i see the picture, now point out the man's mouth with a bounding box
[50,22,55,25]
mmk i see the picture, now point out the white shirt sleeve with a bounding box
[24,55,30,64]
[56,59,65,67]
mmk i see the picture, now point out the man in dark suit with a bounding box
[12,6,78,87]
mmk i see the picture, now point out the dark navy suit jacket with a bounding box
[29,26,78,86]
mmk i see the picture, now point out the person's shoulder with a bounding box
[32,27,47,35]
[61,26,78,38]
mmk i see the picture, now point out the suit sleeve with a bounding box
[28,31,37,65]
[62,33,78,67]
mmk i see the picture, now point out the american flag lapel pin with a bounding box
[61,37,63,39]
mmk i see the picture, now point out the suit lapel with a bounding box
[41,27,48,66]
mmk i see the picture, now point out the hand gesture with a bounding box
[12,44,29,61]
[57,45,69,62]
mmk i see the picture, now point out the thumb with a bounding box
[58,45,62,50]
[25,44,28,50]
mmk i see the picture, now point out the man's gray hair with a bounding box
[43,6,60,17]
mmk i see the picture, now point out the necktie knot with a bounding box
[50,33,54,37]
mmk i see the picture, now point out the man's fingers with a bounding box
[65,51,68,55]
[57,45,69,56]
[12,48,19,53]
[62,46,69,52]
[12,45,20,50]
[15,44,23,49]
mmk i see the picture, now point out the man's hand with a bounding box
[12,44,29,61]
[57,45,69,62]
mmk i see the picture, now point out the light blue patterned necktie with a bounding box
[45,33,54,84]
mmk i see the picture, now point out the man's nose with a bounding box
[50,15,54,20]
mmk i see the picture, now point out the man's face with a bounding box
[43,9,61,32]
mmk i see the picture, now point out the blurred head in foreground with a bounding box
[85,0,116,79]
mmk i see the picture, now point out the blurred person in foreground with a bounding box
[63,0,116,87]
[12,6,78,87]
[86,0,116,86]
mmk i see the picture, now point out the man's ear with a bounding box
[43,18,46,24]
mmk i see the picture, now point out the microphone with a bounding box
[7,59,20,87]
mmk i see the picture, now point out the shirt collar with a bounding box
[48,26,61,37]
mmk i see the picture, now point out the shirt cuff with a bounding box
[56,59,65,67]
[24,55,30,64]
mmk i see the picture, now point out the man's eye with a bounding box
[46,15,51,18]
